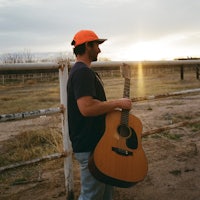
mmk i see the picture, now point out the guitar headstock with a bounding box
[121,63,131,80]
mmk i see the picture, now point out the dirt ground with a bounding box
[0,91,200,200]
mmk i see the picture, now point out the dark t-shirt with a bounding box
[67,62,106,152]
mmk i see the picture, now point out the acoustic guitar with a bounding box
[88,63,148,188]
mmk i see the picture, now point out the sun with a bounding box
[121,40,171,61]
[107,40,170,61]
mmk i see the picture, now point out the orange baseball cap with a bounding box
[71,30,107,47]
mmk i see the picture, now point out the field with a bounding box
[0,70,200,200]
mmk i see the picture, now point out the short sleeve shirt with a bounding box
[67,62,106,152]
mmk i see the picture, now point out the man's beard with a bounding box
[92,57,97,61]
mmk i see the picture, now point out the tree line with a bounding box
[0,50,75,64]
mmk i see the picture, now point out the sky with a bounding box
[0,0,200,61]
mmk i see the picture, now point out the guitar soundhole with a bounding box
[117,124,131,138]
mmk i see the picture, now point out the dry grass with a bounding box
[104,73,199,99]
[0,128,62,167]
[0,82,60,114]
[0,123,63,186]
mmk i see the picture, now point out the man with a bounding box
[67,30,132,200]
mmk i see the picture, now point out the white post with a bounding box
[59,61,74,200]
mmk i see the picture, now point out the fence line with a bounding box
[1,60,200,71]
[1,72,58,85]
[0,60,200,200]
[0,152,65,173]
[0,60,199,83]
[142,118,200,137]
[0,107,60,122]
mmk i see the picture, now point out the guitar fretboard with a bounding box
[123,78,130,98]
[121,78,130,126]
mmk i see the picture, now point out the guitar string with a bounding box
[118,78,130,147]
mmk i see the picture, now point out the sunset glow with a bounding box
[136,63,145,97]
[104,32,200,61]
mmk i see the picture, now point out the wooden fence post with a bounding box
[59,61,74,200]
[2,75,5,85]
[180,65,184,80]
[196,65,199,80]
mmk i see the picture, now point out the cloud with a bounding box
[0,0,200,59]
[81,0,133,7]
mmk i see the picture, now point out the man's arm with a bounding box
[77,96,132,117]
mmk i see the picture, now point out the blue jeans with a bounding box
[74,152,113,200]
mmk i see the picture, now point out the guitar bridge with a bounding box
[112,147,133,156]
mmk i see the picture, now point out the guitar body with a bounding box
[89,110,148,188]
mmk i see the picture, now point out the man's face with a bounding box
[88,42,101,62]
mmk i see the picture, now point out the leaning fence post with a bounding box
[59,61,74,200]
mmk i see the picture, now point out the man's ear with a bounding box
[86,41,94,48]
[85,42,90,50]
[85,42,89,48]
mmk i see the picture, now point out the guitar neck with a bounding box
[121,78,130,126]
[123,78,130,98]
